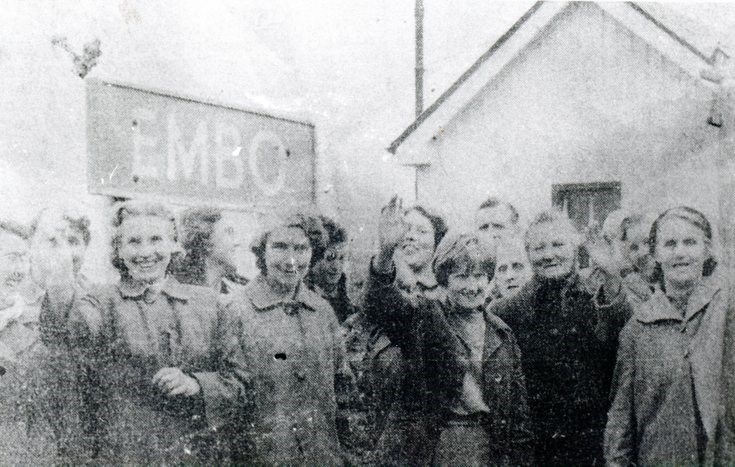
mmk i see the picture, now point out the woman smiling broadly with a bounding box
[431,233,532,466]
[214,214,346,464]
[362,197,461,465]
[605,207,732,466]
[68,201,228,464]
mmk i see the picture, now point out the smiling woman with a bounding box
[605,206,730,465]
[211,213,345,464]
[68,201,231,464]
[431,232,532,466]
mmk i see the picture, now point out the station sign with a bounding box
[87,80,316,208]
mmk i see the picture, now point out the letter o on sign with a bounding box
[249,131,287,196]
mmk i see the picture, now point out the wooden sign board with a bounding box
[87,80,316,209]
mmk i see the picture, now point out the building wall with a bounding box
[416,2,719,233]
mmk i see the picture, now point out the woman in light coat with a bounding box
[605,206,731,465]
[68,201,228,464]
[211,214,346,465]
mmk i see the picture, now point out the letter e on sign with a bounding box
[249,130,287,196]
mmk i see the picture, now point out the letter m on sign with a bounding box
[167,114,209,184]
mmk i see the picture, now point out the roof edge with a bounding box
[386,1,545,154]
[387,1,720,155]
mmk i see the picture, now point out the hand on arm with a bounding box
[153,367,201,397]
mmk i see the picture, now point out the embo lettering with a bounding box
[131,108,286,194]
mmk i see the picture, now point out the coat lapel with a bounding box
[636,279,726,441]
[688,283,726,441]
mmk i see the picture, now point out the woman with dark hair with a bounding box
[605,206,730,465]
[361,196,460,465]
[431,232,533,466]
[213,213,346,464]
[306,215,355,324]
[68,201,229,464]
[175,206,248,293]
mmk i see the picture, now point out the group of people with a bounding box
[0,194,732,465]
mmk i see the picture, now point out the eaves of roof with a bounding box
[387,1,715,155]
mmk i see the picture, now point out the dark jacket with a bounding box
[605,279,732,466]
[0,297,57,464]
[361,263,462,465]
[490,273,631,466]
[442,305,534,466]
[310,274,356,324]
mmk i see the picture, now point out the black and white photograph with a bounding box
[2,0,735,464]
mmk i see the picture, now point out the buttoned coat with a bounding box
[204,275,345,465]
[605,279,731,466]
[68,278,226,464]
[490,274,631,465]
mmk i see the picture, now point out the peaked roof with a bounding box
[388,1,723,156]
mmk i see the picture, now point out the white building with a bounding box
[388,1,733,235]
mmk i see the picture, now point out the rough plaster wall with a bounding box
[418,2,717,232]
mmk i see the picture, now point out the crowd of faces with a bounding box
[0,197,717,326]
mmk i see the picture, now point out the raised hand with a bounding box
[584,226,623,298]
[375,196,406,273]
[31,242,74,291]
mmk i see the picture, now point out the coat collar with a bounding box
[636,278,720,324]
[248,275,321,312]
[482,308,513,356]
[118,276,190,301]
[531,272,586,296]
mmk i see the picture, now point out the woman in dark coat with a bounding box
[68,201,228,464]
[605,207,732,465]
[489,210,631,466]
[306,215,355,324]
[31,207,96,462]
[361,196,462,465]
[431,232,533,466]
[0,220,57,464]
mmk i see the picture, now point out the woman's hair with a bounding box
[0,219,30,241]
[406,205,448,248]
[432,232,496,287]
[176,206,224,285]
[110,201,181,278]
[649,206,717,281]
[250,214,327,276]
[30,208,92,246]
[524,209,581,250]
[319,215,348,248]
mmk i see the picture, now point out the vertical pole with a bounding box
[415,0,424,118]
